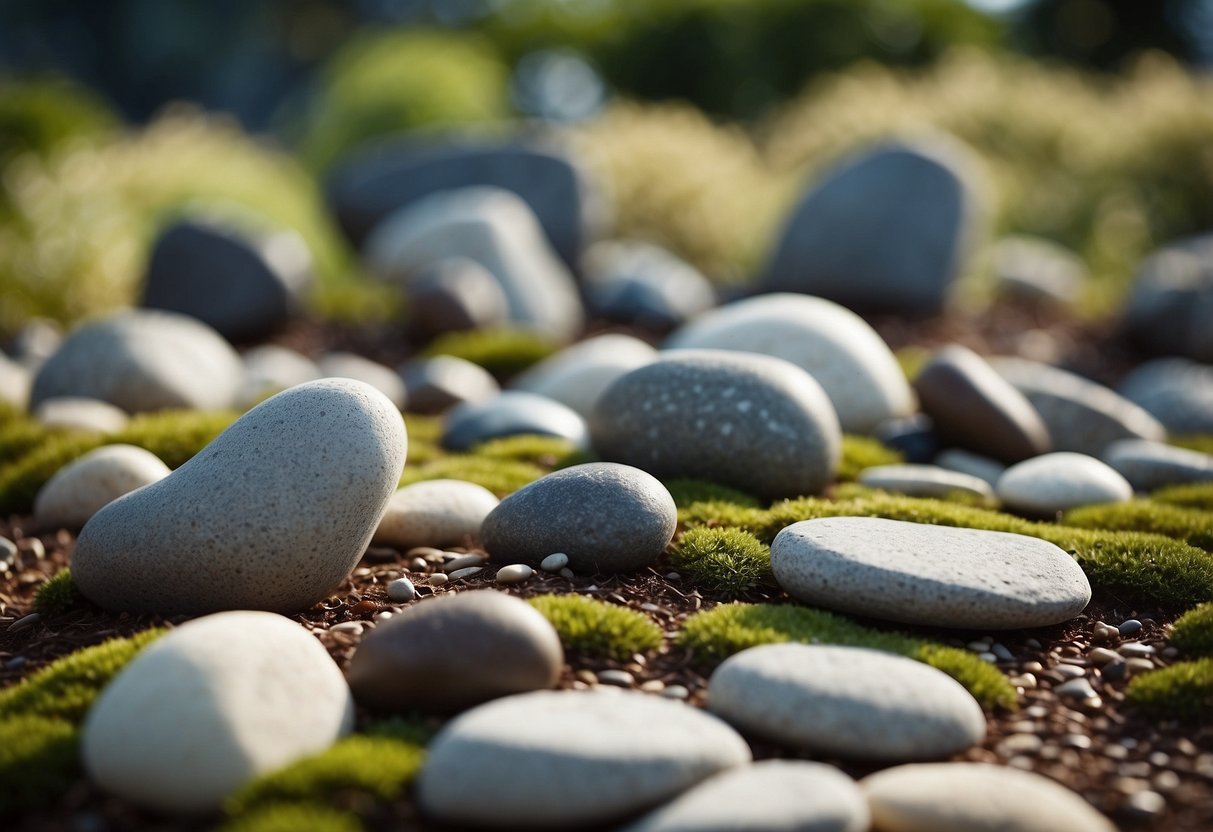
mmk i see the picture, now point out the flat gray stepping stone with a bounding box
[997,452,1132,515]
[591,349,841,500]
[708,644,985,761]
[770,517,1091,629]
[442,390,588,451]
[862,762,1116,832]
[1102,439,1213,491]
[622,760,868,832]
[1117,357,1213,435]
[416,689,751,828]
[858,463,994,501]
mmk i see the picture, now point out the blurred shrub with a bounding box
[294,28,511,171]
[0,76,117,174]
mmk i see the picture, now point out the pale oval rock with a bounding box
[443,391,589,451]
[858,463,994,501]
[33,397,129,433]
[319,351,407,410]
[34,444,170,531]
[708,644,985,761]
[510,333,657,419]
[664,294,912,434]
[82,611,354,813]
[71,379,407,615]
[238,345,321,407]
[862,762,1117,832]
[621,760,868,832]
[997,452,1133,515]
[1102,439,1213,491]
[373,479,499,550]
[770,517,1091,629]
[416,689,752,828]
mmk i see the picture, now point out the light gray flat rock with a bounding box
[997,452,1133,515]
[859,464,994,501]
[770,517,1091,629]
[373,479,499,550]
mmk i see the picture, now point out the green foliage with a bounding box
[402,413,444,445]
[110,409,237,469]
[295,28,510,170]
[837,435,904,482]
[0,420,55,465]
[0,716,79,812]
[0,433,105,515]
[679,603,1016,710]
[0,76,117,171]
[1064,501,1213,551]
[1153,482,1213,513]
[528,594,663,660]
[1171,603,1213,658]
[1127,658,1213,723]
[470,434,580,467]
[669,527,773,598]
[400,455,546,497]
[226,735,425,817]
[424,328,559,379]
[664,479,761,510]
[0,628,166,722]
[1170,436,1213,456]
[220,804,363,832]
[32,569,78,616]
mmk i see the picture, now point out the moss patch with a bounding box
[664,479,761,510]
[0,420,57,466]
[837,435,903,482]
[399,455,545,497]
[1153,482,1213,513]
[1171,603,1213,658]
[668,527,773,598]
[528,594,663,660]
[32,568,79,616]
[424,328,558,379]
[1064,501,1213,551]
[679,603,1016,710]
[1171,435,1213,456]
[110,409,238,468]
[470,434,580,467]
[220,803,364,832]
[0,433,106,515]
[1127,658,1213,723]
[0,715,79,812]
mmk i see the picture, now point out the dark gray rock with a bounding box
[481,462,676,573]
[405,257,509,341]
[347,591,563,713]
[914,345,1051,463]
[590,350,841,500]
[1117,358,1213,435]
[401,355,499,415]
[873,414,938,464]
[1101,439,1213,491]
[582,241,716,329]
[1123,234,1213,362]
[758,137,981,313]
[141,217,313,342]
[442,391,588,451]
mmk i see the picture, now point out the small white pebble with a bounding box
[1055,664,1087,680]
[448,566,483,581]
[1009,673,1037,689]
[1055,677,1097,699]
[429,573,449,587]
[387,577,416,603]
[1089,647,1121,665]
[978,651,998,664]
[443,554,488,573]
[330,621,363,635]
[665,572,681,581]
[540,552,569,572]
[496,564,533,585]
[967,640,990,653]
[1118,642,1155,659]
[660,684,690,700]
[1124,790,1166,818]
[374,611,394,622]
[597,669,635,687]
[639,603,661,612]
[639,679,665,693]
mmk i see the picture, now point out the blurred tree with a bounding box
[1013,0,1211,68]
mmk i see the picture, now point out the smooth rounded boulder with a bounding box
[347,591,563,713]
[481,462,676,572]
[373,479,499,550]
[34,444,170,531]
[591,350,841,500]
[82,611,354,813]
[70,379,407,615]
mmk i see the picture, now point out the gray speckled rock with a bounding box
[34,445,170,531]
[347,591,562,713]
[664,294,912,434]
[481,462,676,572]
[0,352,31,411]
[1102,439,1213,491]
[933,448,1006,487]
[31,310,242,413]
[991,357,1166,456]
[400,355,499,415]
[711,643,984,762]
[82,611,353,813]
[621,760,868,832]
[1117,357,1213,435]
[997,452,1133,515]
[70,379,407,615]
[510,334,657,419]
[442,391,588,451]
[416,689,751,828]
[373,479,499,550]
[992,235,1086,307]
[583,241,716,329]
[238,345,321,408]
[770,517,1091,629]
[858,464,994,501]
[862,763,1117,832]
[319,352,406,410]
[1122,234,1213,362]
[33,397,129,433]
[591,350,841,500]
[758,137,982,314]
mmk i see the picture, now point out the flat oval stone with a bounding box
[664,294,913,434]
[621,760,868,832]
[416,689,752,828]
[862,762,1116,832]
[34,444,170,531]
[33,397,129,433]
[373,479,499,550]
[913,345,1050,463]
[442,391,589,451]
[1102,439,1213,491]
[510,334,657,419]
[708,644,985,761]
[997,452,1133,515]
[770,517,1091,629]
[82,611,353,813]
[31,310,243,413]
[71,379,407,615]
[347,590,562,713]
[858,464,993,501]
[590,350,841,500]
[481,462,676,572]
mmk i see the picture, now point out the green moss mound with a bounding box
[837,435,903,482]
[0,628,166,722]
[32,569,79,616]
[679,603,1016,710]
[664,479,761,510]
[0,76,117,170]
[1127,658,1213,723]
[1153,482,1213,513]
[220,803,364,832]
[0,420,58,466]
[470,435,580,467]
[1171,436,1213,456]
[110,409,238,469]
[400,455,546,497]
[528,594,663,660]
[0,433,105,515]
[668,527,773,598]
[1065,501,1213,551]
[1171,603,1213,658]
[0,715,79,812]
[424,329,559,379]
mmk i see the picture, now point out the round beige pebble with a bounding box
[34,444,170,530]
[373,479,499,550]
[496,564,533,584]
